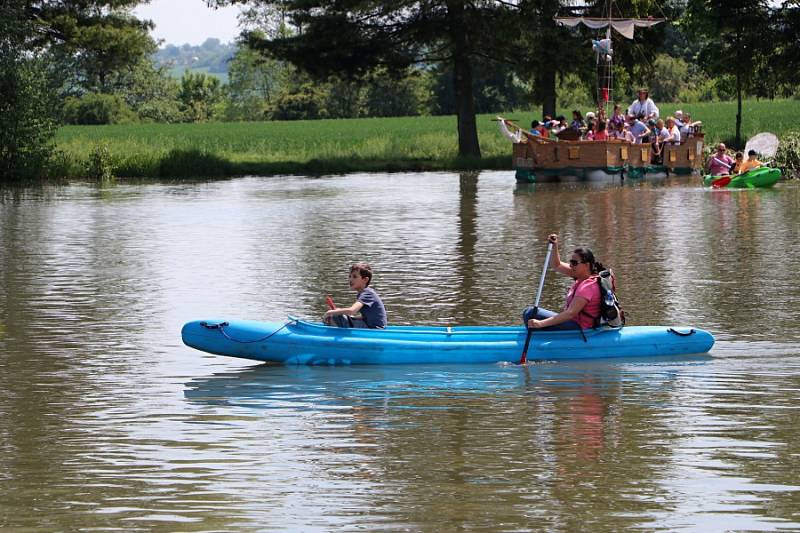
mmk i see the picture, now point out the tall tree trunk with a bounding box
[540,0,560,118]
[736,71,742,149]
[735,19,742,148]
[541,65,556,118]
[447,0,481,158]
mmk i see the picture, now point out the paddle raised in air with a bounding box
[519,240,554,365]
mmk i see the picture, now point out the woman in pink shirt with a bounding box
[526,234,604,331]
[707,143,734,175]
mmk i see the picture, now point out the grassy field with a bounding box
[55,98,799,178]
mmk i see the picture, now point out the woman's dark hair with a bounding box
[572,110,582,120]
[573,247,604,274]
[350,262,373,286]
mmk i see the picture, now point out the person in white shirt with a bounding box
[627,88,659,120]
[674,110,689,141]
[664,117,681,144]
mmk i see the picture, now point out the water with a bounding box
[1,172,799,531]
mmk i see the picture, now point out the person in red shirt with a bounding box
[526,234,605,331]
[593,120,609,141]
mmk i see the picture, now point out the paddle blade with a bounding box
[711,176,731,188]
[519,329,533,365]
[745,132,780,159]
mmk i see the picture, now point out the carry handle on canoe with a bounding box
[520,241,554,365]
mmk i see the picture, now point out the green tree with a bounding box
[685,0,773,147]
[117,59,183,123]
[770,1,800,96]
[226,40,289,120]
[214,0,524,158]
[363,69,430,117]
[29,2,157,95]
[514,0,580,118]
[267,83,327,120]
[429,58,527,116]
[1,1,57,180]
[179,70,225,122]
[62,92,137,125]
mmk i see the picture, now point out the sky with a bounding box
[133,0,243,47]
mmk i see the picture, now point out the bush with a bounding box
[776,131,800,179]
[62,93,138,125]
[0,56,57,180]
[555,73,593,113]
[86,144,115,181]
[267,85,328,120]
[136,98,184,123]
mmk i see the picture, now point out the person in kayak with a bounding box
[731,152,744,174]
[738,149,763,175]
[707,143,734,175]
[323,262,387,329]
[526,234,603,331]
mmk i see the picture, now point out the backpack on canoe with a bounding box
[582,269,625,328]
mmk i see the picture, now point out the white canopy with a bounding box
[555,17,663,39]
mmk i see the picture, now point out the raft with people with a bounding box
[508,126,704,183]
[502,9,705,183]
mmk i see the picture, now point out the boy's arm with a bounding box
[324,301,364,319]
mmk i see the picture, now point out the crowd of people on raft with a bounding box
[500,88,702,165]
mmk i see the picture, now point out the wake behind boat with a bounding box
[181,318,715,365]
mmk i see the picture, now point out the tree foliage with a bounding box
[179,70,226,122]
[62,92,137,125]
[685,0,774,147]
[214,0,525,157]
[1,1,57,180]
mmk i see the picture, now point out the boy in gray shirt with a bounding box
[323,262,387,329]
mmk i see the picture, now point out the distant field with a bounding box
[55,98,798,178]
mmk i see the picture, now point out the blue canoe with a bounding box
[181,317,715,365]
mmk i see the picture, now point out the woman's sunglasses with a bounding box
[569,259,583,267]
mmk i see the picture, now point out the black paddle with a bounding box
[520,241,554,365]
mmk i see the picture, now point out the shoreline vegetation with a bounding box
[54,99,799,179]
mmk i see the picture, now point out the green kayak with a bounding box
[704,167,782,188]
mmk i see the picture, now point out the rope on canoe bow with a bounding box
[200,319,297,343]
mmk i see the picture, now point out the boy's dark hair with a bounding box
[350,262,373,286]
[735,152,744,159]
[531,120,540,128]
[748,149,757,156]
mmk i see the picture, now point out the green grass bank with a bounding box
[55,98,799,178]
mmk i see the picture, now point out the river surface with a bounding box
[1,172,799,531]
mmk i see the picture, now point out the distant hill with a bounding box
[153,38,236,82]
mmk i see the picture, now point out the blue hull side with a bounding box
[181,319,715,365]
